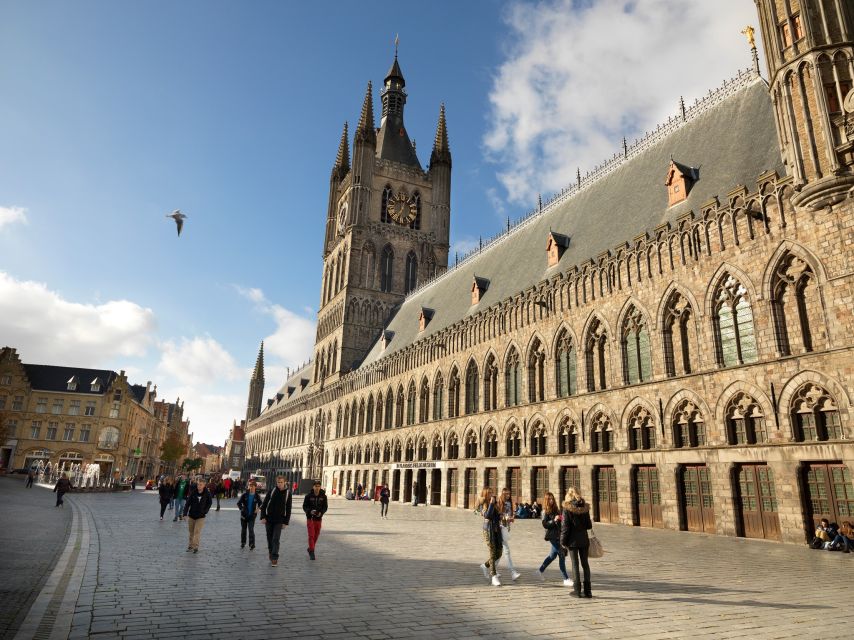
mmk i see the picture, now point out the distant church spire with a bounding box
[246,341,265,422]
[333,121,350,178]
[430,103,451,167]
[355,81,376,144]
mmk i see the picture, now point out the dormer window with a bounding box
[419,307,434,332]
[471,276,489,305]
[546,232,570,267]
[381,330,395,350]
[665,159,698,207]
[90,378,101,392]
[67,376,78,391]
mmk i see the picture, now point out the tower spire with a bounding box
[252,341,264,381]
[333,121,350,178]
[430,103,451,167]
[356,81,376,144]
[246,341,265,423]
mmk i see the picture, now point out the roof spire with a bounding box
[356,81,376,144]
[333,121,350,177]
[430,103,451,167]
[252,341,265,381]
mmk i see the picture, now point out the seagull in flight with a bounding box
[166,210,187,236]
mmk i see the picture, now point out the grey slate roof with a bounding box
[23,364,117,394]
[261,361,314,415]
[376,116,422,169]
[360,77,785,367]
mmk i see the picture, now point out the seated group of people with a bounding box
[344,486,370,501]
[513,499,542,519]
[812,518,854,552]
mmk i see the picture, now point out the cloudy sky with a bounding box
[0,0,762,445]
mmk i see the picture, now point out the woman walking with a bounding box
[158,476,174,520]
[499,487,521,581]
[478,487,503,586]
[379,483,390,519]
[535,491,572,586]
[561,487,593,598]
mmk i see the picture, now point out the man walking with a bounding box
[237,481,261,549]
[182,476,212,553]
[53,474,72,507]
[260,475,292,567]
[25,468,34,488]
[173,474,189,521]
[379,483,390,519]
[302,481,328,560]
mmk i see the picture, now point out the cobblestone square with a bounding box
[2,479,852,639]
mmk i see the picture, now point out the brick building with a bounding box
[244,1,854,544]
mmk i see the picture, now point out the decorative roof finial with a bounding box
[741,25,760,75]
[394,33,399,58]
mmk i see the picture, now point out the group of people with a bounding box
[478,486,594,598]
[813,518,854,552]
[512,500,542,519]
[154,474,328,563]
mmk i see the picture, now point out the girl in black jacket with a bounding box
[478,487,503,586]
[560,487,594,598]
[158,478,174,520]
[536,492,572,585]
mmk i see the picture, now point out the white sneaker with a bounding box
[563,578,574,587]
[511,571,521,581]
[480,563,489,579]
[536,570,544,581]
[491,575,501,587]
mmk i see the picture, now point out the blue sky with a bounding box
[0,0,761,445]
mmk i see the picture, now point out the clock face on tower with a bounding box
[389,191,417,225]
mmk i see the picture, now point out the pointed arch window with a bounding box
[384,391,394,430]
[714,275,758,367]
[771,253,824,356]
[585,318,609,391]
[362,243,376,289]
[484,428,499,457]
[383,442,391,463]
[404,439,414,462]
[627,406,656,450]
[381,185,393,223]
[464,431,478,458]
[393,440,402,462]
[557,419,578,454]
[622,306,651,385]
[504,348,521,407]
[409,192,422,230]
[419,378,429,423]
[406,382,416,425]
[432,373,444,421]
[673,400,705,448]
[417,437,428,461]
[448,368,461,418]
[505,425,521,456]
[791,384,843,441]
[725,393,767,445]
[404,251,418,294]
[483,354,498,411]
[380,245,394,292]
[530,421,547,455]
[590,413,612,453]
[528,338,546,402]
[663,291,695,377]
[395,386,405,428]
[465,360,479,415]
[555,330,577,398]
[366,395,374,432]
[447,433,459,459]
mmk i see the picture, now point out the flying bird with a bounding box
[166,210,187,236]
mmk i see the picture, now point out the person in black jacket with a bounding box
[260,475,292,567]
[53,475,73,507]
[536,492,572,585]
[182,477,213,553]
[302,481,328,560]
[158,477,174,520]
[237,481,262,550]
[560,487,594,598]
[379,483,390,519]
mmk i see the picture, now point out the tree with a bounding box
[182,457,203,473]
[160,432,187,467]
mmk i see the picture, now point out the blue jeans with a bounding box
[173,497,186,520]
[539,541,568,579]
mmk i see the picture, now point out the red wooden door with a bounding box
[465,467,478,509]
[595,466,618,523]
[737,464,781,540]
[635,465,663,528]
[532,467,549,504]
[559,466,580,503]
[804,463,854,534]
[447,468,458,508]
[507,467,522,507]
[682,465,715,533]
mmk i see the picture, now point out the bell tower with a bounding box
[754,0,854,208]
[313,49,452,385]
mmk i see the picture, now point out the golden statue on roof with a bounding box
[741,25,756,49]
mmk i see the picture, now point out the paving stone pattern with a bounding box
[0,476,72,640]
[4,486,853,639]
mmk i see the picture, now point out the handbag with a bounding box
[588,530,605,558]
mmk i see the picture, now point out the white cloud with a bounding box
[450,237,480,262]
[169,387,245,448]
[158,336,242,387]
[485,0,761,204]
[0,271,156,365]
[0,206,27,230]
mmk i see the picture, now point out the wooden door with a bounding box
[635,465,663,528]
[532,467,549,504]
[559,466,580,503]
[507,467,522,507]
[595,466,618,523]
[803,463,854,534]
[736,464,781,541]
[392,469,400,501]
[465,467,478,509]
[447,468,458,508]
[682,465,715,533]
[485,467,498,496]
[404,469,413,502]
[431,469,441,505]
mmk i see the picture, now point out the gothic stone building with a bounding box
[244,0,854,545]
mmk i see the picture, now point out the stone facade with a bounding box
[245,1,854,545]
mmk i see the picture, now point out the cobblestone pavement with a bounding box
[3,486,853,639]
[0,476,72,640]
